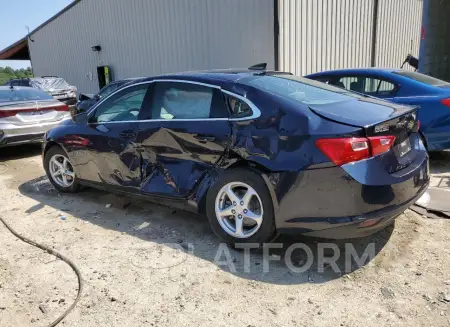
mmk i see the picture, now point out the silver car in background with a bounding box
[0,86,70,147]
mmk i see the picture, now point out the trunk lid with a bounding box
[0,100,69,126]
[309,97,420,172]
[308,96,417,128]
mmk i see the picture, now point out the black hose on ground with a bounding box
[0,215,83,327]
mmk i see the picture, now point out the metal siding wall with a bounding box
[278,0,422,76]
[375,0,423,70]
[28,0,274,94]
[279,0,374,75]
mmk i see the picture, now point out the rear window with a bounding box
[243,74,360,105]
[0,88,53,103]
[393,71,449,86]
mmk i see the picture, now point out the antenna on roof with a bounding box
[248,63,267,71]
[26,26,34,43]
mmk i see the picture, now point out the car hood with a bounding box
[308,96,417,127]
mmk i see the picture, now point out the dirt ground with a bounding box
[0,144,449,327]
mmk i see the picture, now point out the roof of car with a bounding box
[140,69,290,88]
[307,67,403,76]
[0,86,34,91]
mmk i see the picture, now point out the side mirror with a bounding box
[71,102,89,117]
[72,111,88,125]
[94,94,101,101]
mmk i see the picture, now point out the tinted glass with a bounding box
[394,71,449,86]
[92,84,148,122]
[338,76,396,95]
[98,82,123,98]
[151,82,221,119]
[244,75,359,105]
[0,88,53,103]
[225,94,251,117]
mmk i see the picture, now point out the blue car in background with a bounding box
[41,68,429,245]
[306,68,450,151]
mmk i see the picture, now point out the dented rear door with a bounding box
[136,81,231,198]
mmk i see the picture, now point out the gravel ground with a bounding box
[0,145,449,327]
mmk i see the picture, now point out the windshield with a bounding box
[393,71,449,86]
[98,82,124,98]
[0,88,53,103]
[243,74,360,105]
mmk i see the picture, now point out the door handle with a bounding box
[194,135,216,143]
[118,131,136,138]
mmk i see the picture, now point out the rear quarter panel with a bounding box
[223,87,365,171]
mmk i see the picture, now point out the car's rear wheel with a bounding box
[44,146,80,193]
[206,168,276,246]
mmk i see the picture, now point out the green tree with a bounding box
[0,66,34,85]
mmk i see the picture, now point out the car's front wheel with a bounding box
[206,168,276,246]
[44,146,80,193]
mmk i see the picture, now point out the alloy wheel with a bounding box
[215,181,264,238]
[49,154,75,188]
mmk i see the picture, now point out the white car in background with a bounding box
[0,86,70,147]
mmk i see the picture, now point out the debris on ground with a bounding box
[380,287,395,299]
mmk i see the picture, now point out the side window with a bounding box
[338,76,362,92]
[362,78,396,95]
[224,94,252,118]
[376,80,396,95]
[338,76,396,95]
[91,83,149,123]
[150,82,228,119]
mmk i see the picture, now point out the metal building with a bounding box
[0,0,425,94]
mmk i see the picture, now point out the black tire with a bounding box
[206,168,276,247]
[44,146,81,193]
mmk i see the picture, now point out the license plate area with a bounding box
[398,138,411,157]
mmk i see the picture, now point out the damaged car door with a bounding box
[136,80,232,198]
[73,83,151,191]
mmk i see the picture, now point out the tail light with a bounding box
[441,98,450,107]
[54,104,69,112]
[316,136,396,166]
[0,104,68,118]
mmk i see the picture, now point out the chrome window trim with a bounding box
[222,89,261,121]
[87,79,261,123]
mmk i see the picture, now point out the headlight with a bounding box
[68,91,76,98]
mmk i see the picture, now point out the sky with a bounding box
[0,0,73,70]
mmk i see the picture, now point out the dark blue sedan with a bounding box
[42,69,429,245]
[306,68,450,151]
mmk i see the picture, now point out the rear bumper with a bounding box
[0,118,70,147]
[273,152,429,239]
[278,181,428,239]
